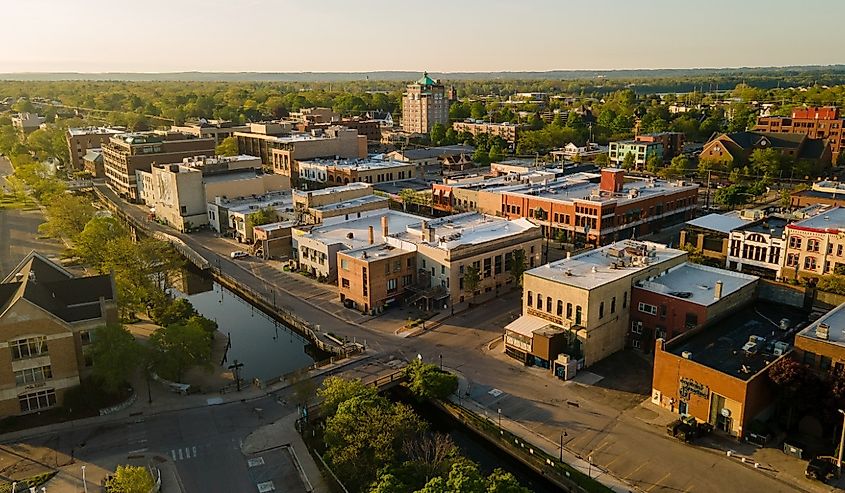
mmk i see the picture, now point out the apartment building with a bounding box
[630,263,758,352]
[507,241,687,368]
[0,252,117,417]
[295,117,382,144]
[102,132,215,201]
[171,120,250,145]
[207,191,294,243]
[11,113,45,134]
[233,121,294,164]
[293,183,388,225]
[293,211,422,281]
[700,131,831,167]
[434,168,699,246]
[82,149,104,177]
[289,107,340,124]
[401,72,449,134]
[755,106,845,163]
[65,127,125,171]
[136,157,287,232]
[608,140,663,168]
[452,121,524,144]
[782,206,845,279]
[337,242,418,314]
[727,216,789,279]
[297,158,417,186]
[383,212,543,307]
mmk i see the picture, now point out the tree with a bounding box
[472,147,490,165]
[748,148,787,178]
[89,325,142,393]
[105,465,155,493]
[151,297,197,327]
[713,184,750,207]
[38,194,95,240]
[430,123,446,146]
[487,144,504,163]
[149,318,212,382]
[404,360,458,400]
[419,458,485,493]
[594,153,609,166]
[645,154,663,174]
[247,206,277,228]
[509,249,526,286]
[318,376,378,417]
[399,188,418,212]
[215,136,239,156]
[463,265,480,297]
[469,102,486,121]
[769,357,811,429]
[621,152,635,170]
[401,433,457,485]
[74,216,128,268]
[486,469,531,493]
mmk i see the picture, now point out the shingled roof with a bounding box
[0,252,114,323]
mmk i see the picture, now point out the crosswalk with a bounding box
[171,446,198,461]
[169,438,243,462]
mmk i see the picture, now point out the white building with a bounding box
[207,191,294,242]
[727,216,789,280]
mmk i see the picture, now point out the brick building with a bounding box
[65,127,125,171]
[755,106,845,164]
[401,72,449,134]
[434,168,699,246]
[0,252,117,418]
[651,302,803,438]
[452,121,524,144]
[794,302,845,375]
[782,206,845,279]
[680,213,751,266]
[699,131,831,168]
[170,120,249,146]
[630,263,758,353]
[296,158,417,187]
[337,242,418,314]
[789,181,845,208]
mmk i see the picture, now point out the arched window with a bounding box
[527,291,533,307]
[546,297,552,313]
[536,293,543,310]
[557,300,563,317]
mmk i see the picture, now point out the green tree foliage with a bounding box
[515,125,580,156]
[38,194,95,240]
[104,465,155,493]
[318,376,378,417]
[247,206,278,228]
[416,459,528,493]
[748,148,788,178]
[404,360,458,401]
[472,147,490,165]
[463,265,481,295]
[621,152,635,169]
[151,297,197,327]
[645,154,663,174]
[469,102,487,121]
[73,216,128,268]
[509,249,527,286]
[149,318,212,382]
[89,324,142,393]
[215,136,239,156]
[429,123,446,146]
[449,101,471,121]
[487,144,504,163]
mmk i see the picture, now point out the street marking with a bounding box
[247,457,265,467]
[623,462,648,480]
[646,472,672,492]
[257,481,275,492]
[192,446,197,457]
[128,448,148,454]
[178,449,183,460]
[682,484,695,493]
[590,440,611,455]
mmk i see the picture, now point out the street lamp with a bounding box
[838,409,845,472]
[439,354,443,370]
[559,430,568,461]
[497,408,502,429]
[81,465,88,493]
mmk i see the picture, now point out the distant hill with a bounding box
[1,66,844,82]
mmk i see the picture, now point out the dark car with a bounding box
[805,456,835,481]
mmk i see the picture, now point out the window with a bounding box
[407,258,414,269]
[546,297,552,313]
[610,297,616,314]
[557,300,563,317]
[483,258,492,278]
[660,304,667,319]
[341,278,350,288]
[536,294,543,310]
[807,239,820,252]
[527,291,533,307]
[804,256,817,271]
[340,259,349,271]
[786,253,799,267]
[396,261,403,273]
[788,236,802,249]
[575,306,582,325]
[623,291,628,308]
[15,365,52,386]
[402,274,413,286]
[631,320,643,334]
[566,303,573,319]
[632,339,641,349]
[80,330,92,345]
[10,336,48,360]
[19,389,56,413]
[599,302,605,319]
[638,302,657,316]
[685,312,698,328]
[387,278,398,293]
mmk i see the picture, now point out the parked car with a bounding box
[805,456,836,482]
[230,251,249,259]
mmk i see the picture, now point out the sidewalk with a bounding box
[44,452,183,493]
[447,366,636,493]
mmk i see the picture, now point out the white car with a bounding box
[230,251,249,259]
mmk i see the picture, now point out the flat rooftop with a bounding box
[294,182,371,198]
[504,314,564,338]
[300,210,423,249]
[788,206,845,231]
[254,220,296,232]
[733,216,789,237]
[340,242,413,261]
[213,191,292,210]
[797,301,845,347]
[397,145,474,160]
[685,213,749,234]
[300,158,414,171]
[67,126,125,136]
[526,240,686,290]
[373,178,432,194]
[636,263,758,307]
[311,194,388,212]
[390,212,538,251]
[668,302,807,381]
[202,169,266,184]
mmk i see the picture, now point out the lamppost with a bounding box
[837,409,845,473]
[229,360,244,392]
[497,408,502,429]
[559,430,568,461]
[81,465,88,493]
[146,369,152,404]
[439,354,443,370]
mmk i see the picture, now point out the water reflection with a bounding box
[171,276,315,381]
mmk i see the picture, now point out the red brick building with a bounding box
[755,106,845,164]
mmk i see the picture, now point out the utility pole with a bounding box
[229,360,244,392]
[705,169,712,209]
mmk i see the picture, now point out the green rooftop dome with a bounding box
[416,71,436,85]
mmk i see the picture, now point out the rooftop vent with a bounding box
[816,322,830,340]
[681,351,693,360]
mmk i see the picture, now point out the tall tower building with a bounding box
[401,72,449,134]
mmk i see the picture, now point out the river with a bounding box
[170,268,318,381]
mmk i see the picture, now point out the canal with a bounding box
[170,269,318,381]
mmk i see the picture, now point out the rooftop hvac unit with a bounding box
[681,351,693,360]
[816,323,830,340]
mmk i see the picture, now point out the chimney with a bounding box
[600,168,625,193]
[368,225,374,245]
[381,215,389,238]
[714,280,723,301]
[421,220,430,242]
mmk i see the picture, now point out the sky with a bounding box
[2,0,843,73]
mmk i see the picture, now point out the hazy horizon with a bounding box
[2,0,843,73]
